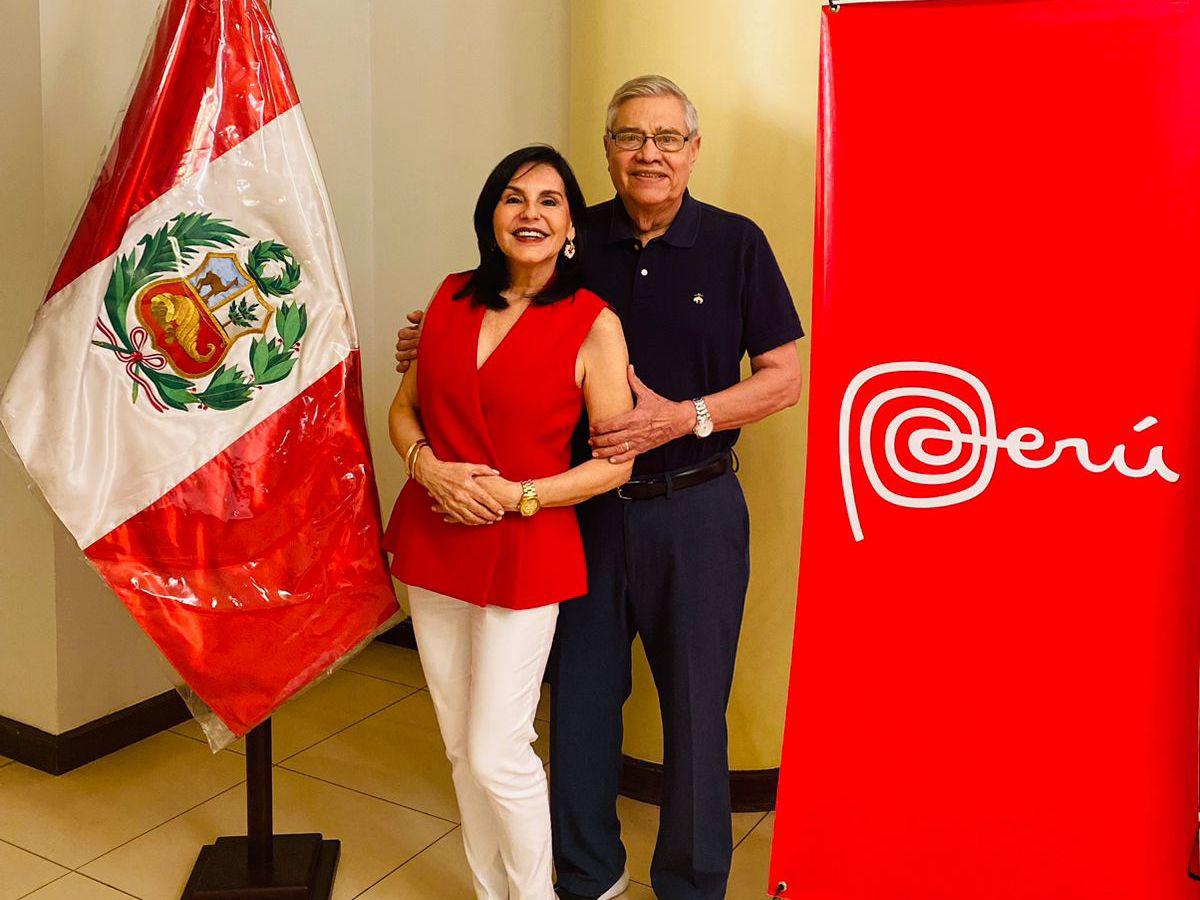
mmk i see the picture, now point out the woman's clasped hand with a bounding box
[410,452,517,525]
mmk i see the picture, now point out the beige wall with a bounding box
[0,0,58,733]
[368,0,570,513]
[34,0,181,734]
[568,0,821,770]
[0,0,573,732]
[1,0,818,772]
[0,0,176,734]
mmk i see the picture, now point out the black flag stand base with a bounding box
[181,720,340,899]
[1189,827,1200,882]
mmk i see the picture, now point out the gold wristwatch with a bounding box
[518,480,541,517]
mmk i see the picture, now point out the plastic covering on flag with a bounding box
[0,0,400,750]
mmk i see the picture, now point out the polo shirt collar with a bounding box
[605,190,701,248]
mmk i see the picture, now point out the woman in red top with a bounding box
[384,146,632,900]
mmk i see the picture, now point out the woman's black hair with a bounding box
[455,144,589,310]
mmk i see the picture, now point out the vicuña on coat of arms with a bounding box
[93,212,308,412]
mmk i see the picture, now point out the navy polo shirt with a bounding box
[577,189,804,476]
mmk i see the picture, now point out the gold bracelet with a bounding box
[406,440,428,477]
[405,439,429,477]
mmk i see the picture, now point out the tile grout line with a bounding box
[13,870,71,900]
[168,728,240,753]
[340,665,425,690]
[19,687,431,878]
[75,779,247,871]
[12,664,549,896]
[348,824,460,899]
[0,836,74,873]
[273,689,419,766]
[733,811,771,853]
[277,765,460,827]
[411,684,548,724]
[11,870,144,900]
[126,703,465,896]
[168,681,421,759]
[70,872,145,899]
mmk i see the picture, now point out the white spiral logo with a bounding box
[839,361,1179,542]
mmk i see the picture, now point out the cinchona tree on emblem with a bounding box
[91,212,308,412]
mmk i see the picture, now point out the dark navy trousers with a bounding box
[549,469,750,900]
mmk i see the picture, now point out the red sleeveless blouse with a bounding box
[382,271,608,609]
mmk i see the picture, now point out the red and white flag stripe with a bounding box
[1,0,398,737]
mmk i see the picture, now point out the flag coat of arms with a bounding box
[1,0,399,739]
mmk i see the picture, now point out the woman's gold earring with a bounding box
[563,239,576,260]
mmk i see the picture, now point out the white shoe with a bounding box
[596,870,630,900]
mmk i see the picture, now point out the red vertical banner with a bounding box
[771,2,1200,898]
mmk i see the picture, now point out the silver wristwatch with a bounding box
[691,397,713,438]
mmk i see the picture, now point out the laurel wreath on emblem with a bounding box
[91,213,307,412]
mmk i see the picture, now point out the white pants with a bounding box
[407,586,559,900]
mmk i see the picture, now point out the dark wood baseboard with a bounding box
[3,623,780,812]
[376,616,417,650]
[0,689,190,775]
[1,626,419,777]
[620,753,779,813]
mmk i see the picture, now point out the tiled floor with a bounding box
[0,644,775,899]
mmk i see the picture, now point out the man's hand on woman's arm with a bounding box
[589,341,803,463]
[587,364,693,464]
[395,309,424,373]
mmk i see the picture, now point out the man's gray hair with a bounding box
[605,75,700,135]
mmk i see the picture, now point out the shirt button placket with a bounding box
[632,242,652,301]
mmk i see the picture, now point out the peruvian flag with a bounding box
[0,0,399,740]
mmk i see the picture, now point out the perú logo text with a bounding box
[839,361,1180,542]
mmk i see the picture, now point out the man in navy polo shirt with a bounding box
[396,75,803,900]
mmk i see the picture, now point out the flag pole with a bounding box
[245,721,275,883]
[178,4,335,887]
[182,719,340,898]
[182,27,341,900]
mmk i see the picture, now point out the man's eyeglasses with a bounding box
[607,130,694,153]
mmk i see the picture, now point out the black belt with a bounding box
[615,452,734,501]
